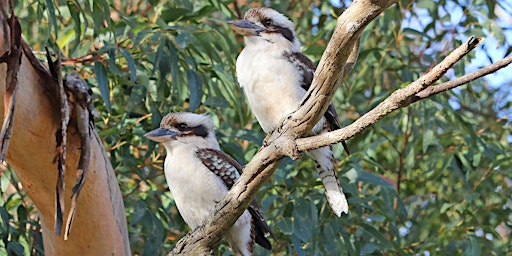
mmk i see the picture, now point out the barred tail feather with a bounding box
[306,146,349,217]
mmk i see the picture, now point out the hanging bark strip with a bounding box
[0,7,22,162]
[63,71,97,240]
[46,49,70,236]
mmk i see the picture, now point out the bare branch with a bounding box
[296,36,485,152]
[412,54,512,102]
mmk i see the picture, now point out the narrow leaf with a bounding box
[187,70,202,112]
[94,62,111,112]
[45,0,58,37]
[120,48,137,83]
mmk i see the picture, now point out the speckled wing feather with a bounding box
[195,148,273,250]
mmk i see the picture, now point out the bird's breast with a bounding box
[163,146,228,228]
[236,49,307,132]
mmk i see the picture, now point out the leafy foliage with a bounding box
[1,0,511,255]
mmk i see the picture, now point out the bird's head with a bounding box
[144,112,219,150]
[228,7,301,52]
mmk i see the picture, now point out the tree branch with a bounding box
[296,36,485,152]
[170,0,397,254]
[412,54,512,102]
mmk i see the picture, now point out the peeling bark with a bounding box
[0,8,21,162]
[0,1,130,254]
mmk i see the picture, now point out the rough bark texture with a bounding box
[0,1,131,255]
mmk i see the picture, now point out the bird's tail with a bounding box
[306,146,348,217]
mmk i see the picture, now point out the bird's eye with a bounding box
[263,19,273,27]
[177,123,188,131]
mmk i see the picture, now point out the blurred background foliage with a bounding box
[0,0,511,255]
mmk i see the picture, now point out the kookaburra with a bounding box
[145,112,272,255]
[228,7,349,216]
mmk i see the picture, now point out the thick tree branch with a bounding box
[169,0,397,254]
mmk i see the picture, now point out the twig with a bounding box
[412,54,512,102]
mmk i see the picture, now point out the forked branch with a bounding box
[169,0,398,254]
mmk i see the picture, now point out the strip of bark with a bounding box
[0,7,21,162]
[63,71,96,240]
[47,49,70,236]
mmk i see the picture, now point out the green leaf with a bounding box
[277,217,294,235]
[422,129,437,153]
[204,96,230,108]
[360,223,393,249]
[293,218,312,242]
[126,85,147,114]
[362,243,380,254]
[357,171,394,189]
[463,235,482,256]
[187,70,202,112]
[440,203,454,213]
[45,0,58,37]
[293,198,313,242]
[176,31,193,50]
[66,1,83,55]
[133,29,150,48]
[16,205,27,231]
[161,7,190,23]
[94,61,111,112]
[120,48,137,83]
[0,207,10,231]
[92,1,107,36]
[107,48,122,76]
[6,241,24,256]
[291,235,306,256]
[167,39,180,89]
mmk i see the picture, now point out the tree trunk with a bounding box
[0,2,130,255]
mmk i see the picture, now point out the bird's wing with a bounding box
[283,52,349,154]
[283,51,342,130]
[195,148,273,249]
[196,148,241,189]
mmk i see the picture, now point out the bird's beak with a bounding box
[144,128,179,143]
[228,20,265,36]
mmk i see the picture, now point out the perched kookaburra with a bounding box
[228,7,349,216]
[145,112,272,255]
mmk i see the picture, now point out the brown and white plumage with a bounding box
[229,7,349,216]
[145,112,272,255]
